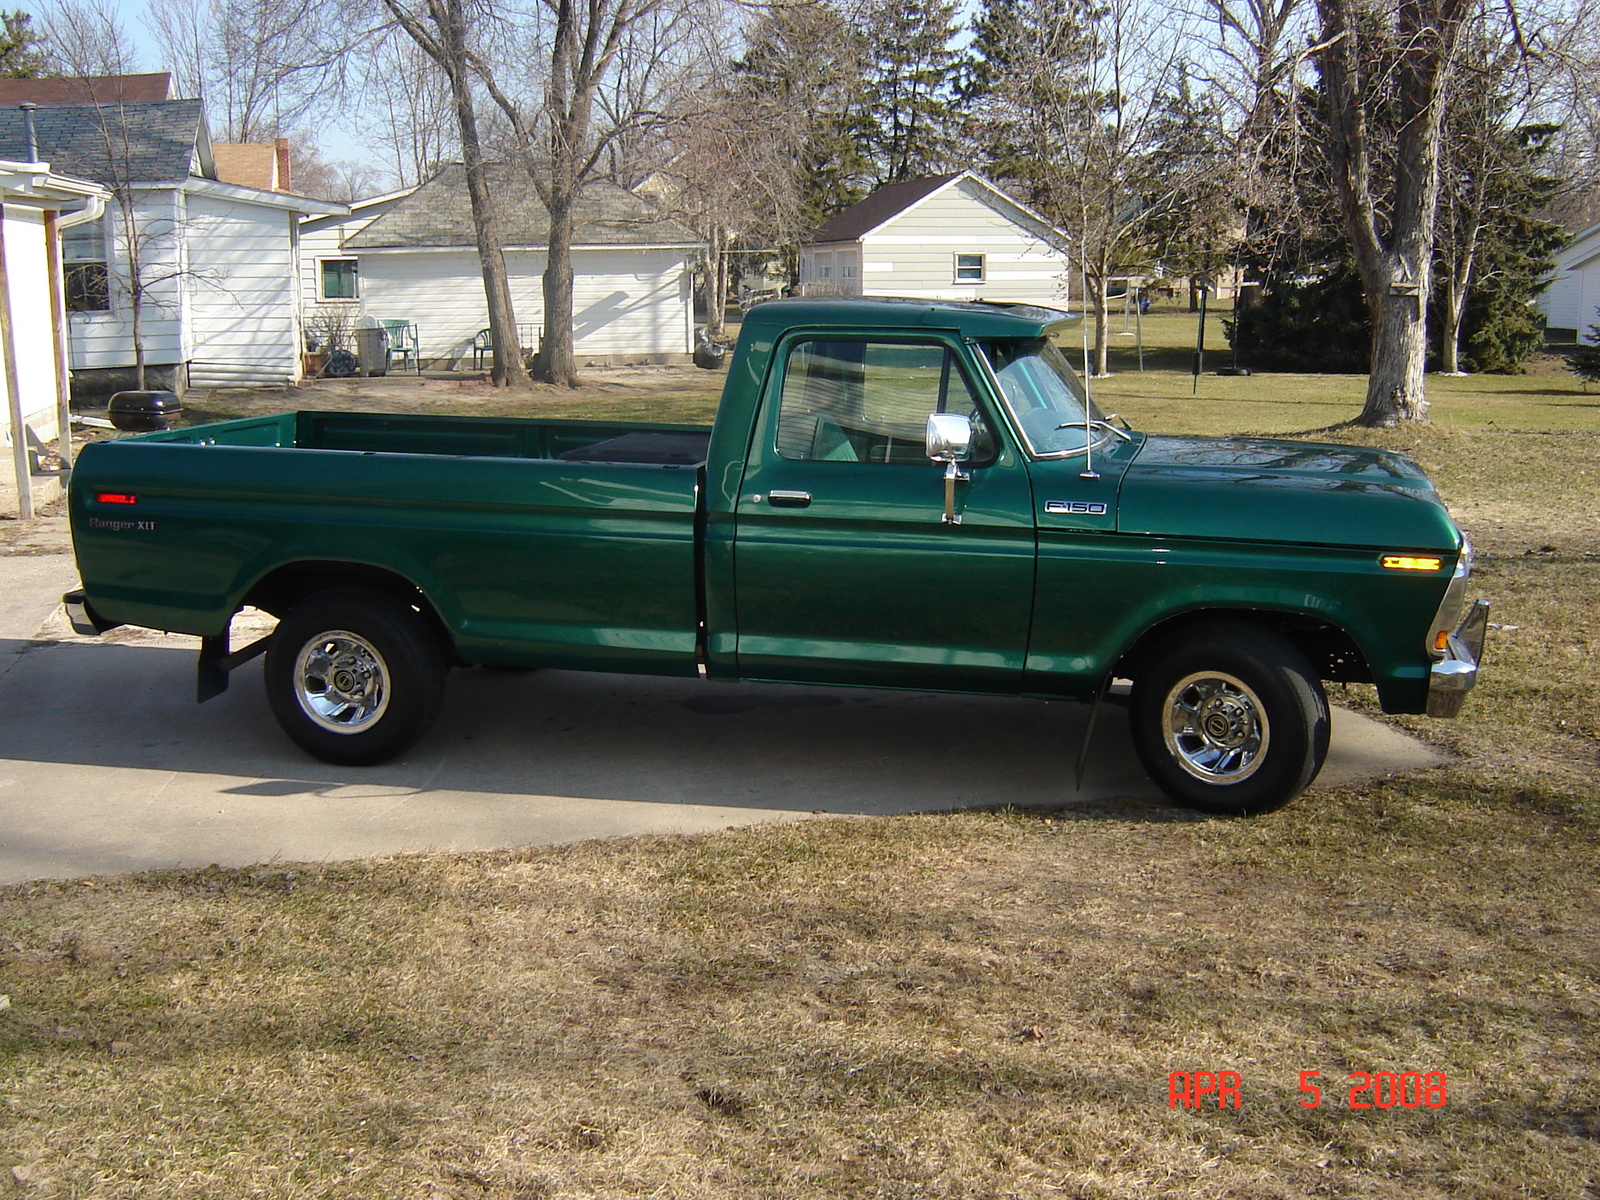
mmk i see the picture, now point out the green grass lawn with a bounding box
[5,317,1597,1197]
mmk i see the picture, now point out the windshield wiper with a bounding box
[1053,418,1133,443]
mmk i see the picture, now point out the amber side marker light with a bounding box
[94,493,138,505]
[1434,630,1452,651]
[1381,554,1443,572]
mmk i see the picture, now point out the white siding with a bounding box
[859,178,1070,303]
[66,191,187,370]
[799,242,861,295]
[184,191,301,387]
[331,246,695,363]
[297,198,406,320]
[0,207,64,445]
[1538,225,1600,339]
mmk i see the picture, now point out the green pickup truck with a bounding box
[64,297,1487,815]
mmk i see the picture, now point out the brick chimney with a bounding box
[274,137,291,193]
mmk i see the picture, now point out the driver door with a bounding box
[732,336,1036,692]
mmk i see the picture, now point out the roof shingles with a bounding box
[0,100,204,184]
[344,164,700,249]
[806,173,962,244]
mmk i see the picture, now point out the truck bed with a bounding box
[140,410,713,466]
[70,411,714,675]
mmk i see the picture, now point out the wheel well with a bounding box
[1116,608,1373,685]
[239,562,458,662]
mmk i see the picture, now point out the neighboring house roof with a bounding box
[1556,220,1600,272]
[0,73,173,105]
[0,98,214,184]
[300,185,416,235]
[213,139,290,192]
[342,163,701,250]
[807,173,961,244]
[805,171,1070,250]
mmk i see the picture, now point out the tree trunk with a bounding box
[1366,288,1430,422]
[1439,273,1465,374]
[132,289,146,390]
[1315,0,1469,426]
[120,199,147,390]
[539,184,578,386]
[417,0,528,388]
[703,224,727,341]
[1092,274,1110,377]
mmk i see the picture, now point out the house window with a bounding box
[63,216,110,312]
[320,258,359,300]
[955,253,986,283]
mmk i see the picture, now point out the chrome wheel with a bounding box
[1162,670,1270,784]
[294,630,391,734]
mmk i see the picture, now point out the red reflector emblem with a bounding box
[95,492,139,505]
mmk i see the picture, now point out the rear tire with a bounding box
[265,588,447,766]
[1129,621,1329,816]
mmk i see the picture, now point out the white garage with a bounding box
[300,165,704,368]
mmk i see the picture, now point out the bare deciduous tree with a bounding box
[381,0,529,387]
[148,0,349,141]
[970,0,1200,375]
[37,0,142,74]
[353,27,457,189]
[470,0,717,385]
[288,130,389,200]
[655,81,803,339]
[1312,0,1475,424]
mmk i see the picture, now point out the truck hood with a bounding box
[1116,434,1461,551]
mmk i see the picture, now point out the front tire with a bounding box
[1129,621,1329,816]
[265,588,447,766]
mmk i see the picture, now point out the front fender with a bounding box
[1022,532,1454,712]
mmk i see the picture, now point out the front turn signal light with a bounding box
[1434,630,1451,651]
[1382,554,1443,572]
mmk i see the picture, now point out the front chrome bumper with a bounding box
[1427,598,1490,718]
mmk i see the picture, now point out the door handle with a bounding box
[767,490,812,508]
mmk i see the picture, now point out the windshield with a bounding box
[980,337,1111,457]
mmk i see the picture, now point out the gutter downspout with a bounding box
[52,191,107,473]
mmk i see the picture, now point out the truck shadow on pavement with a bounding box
[0,636,1444,883]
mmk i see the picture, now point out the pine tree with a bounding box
[1568,314,1600,391]
[861,0,961,185]
[0,10,45,78]
[735,3,873,230]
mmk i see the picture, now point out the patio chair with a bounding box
[470,328,494,370]
[380,320,420,373]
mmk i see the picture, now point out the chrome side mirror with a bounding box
[926,412,974,463]
[926,413,973,525]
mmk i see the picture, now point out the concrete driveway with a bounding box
[0,522,1446,885]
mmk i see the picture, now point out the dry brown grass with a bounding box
[5,350,1598,1198]
[2,785,1597,1199]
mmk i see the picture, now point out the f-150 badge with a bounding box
[1044,500,1108,515]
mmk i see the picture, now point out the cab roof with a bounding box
[740,296,1082,340]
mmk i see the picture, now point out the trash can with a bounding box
[355,326,389,376]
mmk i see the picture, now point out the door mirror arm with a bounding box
[926,413,974,525]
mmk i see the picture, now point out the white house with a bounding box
[0,158,108,514]
[300,164,704,368]
[1539,220,1600,343]
[800,172,1071,304]
[0,91,345,399]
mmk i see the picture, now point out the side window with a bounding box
[775,340,995,465]
[63,216,110,312]
[320,258,359,300]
